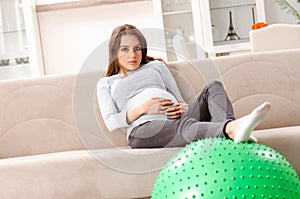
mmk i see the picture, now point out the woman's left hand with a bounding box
[165,103,188,119]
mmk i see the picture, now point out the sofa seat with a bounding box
[0,147,180,199]
[0,126,299,199]
[253,125,300,173]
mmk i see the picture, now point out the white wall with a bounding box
[38,1,163,74]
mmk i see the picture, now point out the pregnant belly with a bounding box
[127,88,178,109]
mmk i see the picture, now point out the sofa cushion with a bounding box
[0,147,180,199]
[168,49,300,131]
[1,125,299,199]
[252,125,300,175]
[0,72,128,159]
[214,49,300,129]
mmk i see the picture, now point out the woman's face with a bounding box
[117,34,142,73]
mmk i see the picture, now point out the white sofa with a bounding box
[0,49,299,199]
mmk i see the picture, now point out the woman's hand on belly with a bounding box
[142,97,174,115]
[126,97,173,124]
[164,103,189,119]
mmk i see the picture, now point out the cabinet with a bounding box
[0,0,32,80]
[154,0,266,59]
[0,0,42,80]
[153,0,205,61]
[199,0,266,56]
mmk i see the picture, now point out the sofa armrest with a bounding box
[253,125,300,175]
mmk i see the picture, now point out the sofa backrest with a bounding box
[168,49,300,130]
[0,49,299,158]
[0,71,130,159]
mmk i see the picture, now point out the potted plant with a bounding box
[276,0,300,23]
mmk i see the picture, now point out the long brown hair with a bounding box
[106,24,163,76]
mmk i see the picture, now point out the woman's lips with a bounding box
[128,61,137,64]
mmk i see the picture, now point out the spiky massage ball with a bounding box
[152,138,300,199]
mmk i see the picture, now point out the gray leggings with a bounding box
[128,81,235,148]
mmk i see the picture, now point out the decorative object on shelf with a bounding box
[21,56,29,64]
[165,30,174,45]
[211,24,216,35]
[251,22,268,30]
[275,0,300,24]
[252,7,256,24]
[224,11,240,41]
[0,59,10,66]
[172,28,191,60]
[15,56,29,64]
[15,58,23,64]
[216,52,230,57]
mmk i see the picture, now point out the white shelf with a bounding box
[0,63,30,69]
[209,0,256,10]
[36,0,150,12]
[210,3,256,11]
[214,38,250,46]
[0,29,26,34]
[213,41,250,53]
[163,10,192,16]
[0,63,32,80]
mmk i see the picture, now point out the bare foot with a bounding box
[226,101,271,143]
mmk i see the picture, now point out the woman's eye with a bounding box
[134,46,141,51]
[120,48,129,53]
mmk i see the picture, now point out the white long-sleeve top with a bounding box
[97,60,188,138]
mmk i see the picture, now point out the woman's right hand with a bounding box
[126,97,173,124]
[142,97,173,115]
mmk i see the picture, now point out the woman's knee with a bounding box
[205,80,225,93]
[207,80,224,89]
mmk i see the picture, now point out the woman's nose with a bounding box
[128,49,136,57]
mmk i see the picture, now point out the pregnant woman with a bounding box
[97,24,271,148]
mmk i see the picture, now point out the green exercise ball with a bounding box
[152,138,300,199]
